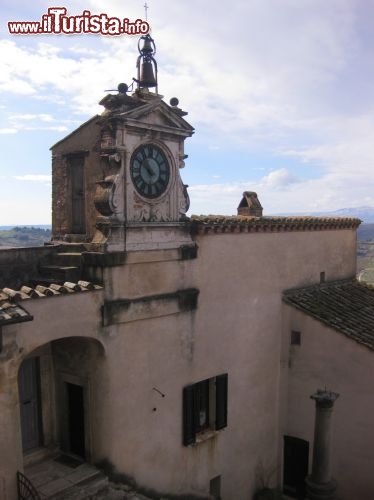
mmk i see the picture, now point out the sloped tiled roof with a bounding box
[0,280,102,326]
[50,115,100,149]
[283,280,374,351]
[190,215,361,234]
[1,280,102,301]
[0,302,33,326]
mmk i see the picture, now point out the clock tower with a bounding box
[92,33,194,252]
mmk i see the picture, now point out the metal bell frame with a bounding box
[136,34,158,92]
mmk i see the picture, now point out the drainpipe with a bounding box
[306,389,339,500]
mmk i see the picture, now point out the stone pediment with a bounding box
[115,98,194,137]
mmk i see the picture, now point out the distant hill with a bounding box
[357,224,374,242]
[354,223,374,275]
[0,226,51,247]
[274,206,374,223]
[0,225,51,230]
[1,221,374,278]
[318,207,374,223]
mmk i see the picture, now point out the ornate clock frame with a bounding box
[93,92,194,252]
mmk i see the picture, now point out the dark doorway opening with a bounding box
[283,435,309,499]
[66,383,85,459]
[210,475,221,499]
[18,357,43,451]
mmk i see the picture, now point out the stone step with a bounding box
[38,264,81,283]
[48,471,108,499]
[51,252,83,266]
[45,242,89,253]
[61,234,89,245]
[57,243,88,253]
[88,482,153,500]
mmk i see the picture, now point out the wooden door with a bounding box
[18,358,42,451]
[70,157,85,234]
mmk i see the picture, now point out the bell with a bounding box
[140,35,153,54]
[139,60,157,88]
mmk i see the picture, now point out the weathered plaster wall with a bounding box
[281,305,374,500]
[0,290,104,500]
[0,246,56,289]
[91,227,357,499]
[0,226,357,500]
[13,290,104,355]
[189,228,356,499]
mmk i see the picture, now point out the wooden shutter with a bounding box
[183,385,196,446]
[215,373,228,430]
[194,379,209,433]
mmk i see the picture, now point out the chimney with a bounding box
[237,191,263,217]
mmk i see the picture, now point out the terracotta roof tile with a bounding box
[190,215,361,234]
[283,280,374,351]
[49,283,68,294]
[0,281,102,302]
[0,280,102,326]
[0,302,33,326]
[78,280,95,290]
[2,288,30,301]
[20,286,42,298]
[64,282,82,292]
[35,285,55,297]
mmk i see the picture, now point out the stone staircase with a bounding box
[59,482,151,500]
[24,457,104,499]
[23,455,154,500]
[49,469,108,499]
[36,244,87,284]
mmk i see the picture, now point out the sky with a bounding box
[1,0,374,224]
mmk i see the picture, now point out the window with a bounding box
[290,330,301,345]
[183,374,228,446]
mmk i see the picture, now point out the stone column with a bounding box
[306,389,339,500]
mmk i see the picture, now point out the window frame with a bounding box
[183,373,228,446]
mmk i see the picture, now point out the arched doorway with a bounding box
[18,337,104,463]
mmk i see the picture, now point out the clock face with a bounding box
[130,144,170,199]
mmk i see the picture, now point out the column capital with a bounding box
[310,389,339,408]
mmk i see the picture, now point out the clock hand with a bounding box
[144,159,155,177]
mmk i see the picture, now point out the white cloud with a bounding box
[1,0,374,218]
[188,165,374,216]
[188,182,250,215]
[9,113,55,122]
[0,35,142,116]
[0,128,17,134]
[279,113,374,179]
[22,126,69,132]
[14,175,51,184]
[261,169,298,189]
[5,113,69,133]
[0,80,35,95]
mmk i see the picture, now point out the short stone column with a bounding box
[306,389,339,500]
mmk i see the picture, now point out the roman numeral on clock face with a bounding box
[130,144,170,199]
